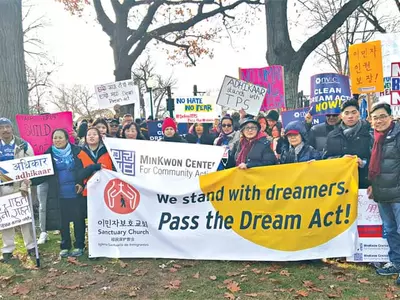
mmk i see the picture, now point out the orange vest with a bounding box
[78,150,113,196]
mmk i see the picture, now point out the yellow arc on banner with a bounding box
[199,157,359,251]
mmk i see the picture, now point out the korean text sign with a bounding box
[16,112,74,155]
[95,79,139,109]
[88,157,358,260]
[310,73,352,115]
[349,40,384,93]
[217,76,267,116]
[174,96,218,123]
[239,66,285,110]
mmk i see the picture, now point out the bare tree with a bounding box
[49,84,113,120]
[132,57,177,118]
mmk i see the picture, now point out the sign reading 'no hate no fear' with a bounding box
[88,157,358,260]
[174,96,219,123]
[217,76,267,116]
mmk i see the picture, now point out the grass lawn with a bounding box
[0,230,398,299]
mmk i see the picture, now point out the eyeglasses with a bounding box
[221,124,232,128]
[244,126,258,131]
[326,114,339,118]
[371,114,389,121]
[110,124,119,127]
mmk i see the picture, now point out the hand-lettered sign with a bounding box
[95,79,139,109]
[349,40,384,93]
[16,112,74,155]
[174,96,219,123]
[239,66,285,110]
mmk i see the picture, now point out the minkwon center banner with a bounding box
[87,157,359,260]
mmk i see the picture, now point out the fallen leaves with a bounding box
[132,269,148,276]
[93,265,107,274]
[279,270,291,277]
[357,278,372,284]
[119,260,128,268]
[226,281,241,293]
[164,280,181,290]
[12,285,30,296]
[169,267,178,273]
[56,284,81,290]
[327,293,341,298]
[296,290,309,297]
[224,292,235,300]
[67,257,88,267]
[245,293,259,298]
[227,271,241,277]
[209,275,217,281]
[318,275,326,280]
[193,272,200,279]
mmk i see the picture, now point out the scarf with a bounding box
[368,121,395,180]
[340,120,362,139]
[52,143,74,167]
[236,131,266,166]
[216,130,235,146]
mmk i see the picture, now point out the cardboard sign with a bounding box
[0,193,32,231]
[16,112,74,155]
[310,73,352,115]
[349,40,384,93]
[95,79,139,109]
[239,66,285,110]
[0,154,54,186]
[174,96,218,123]
[217,76,267,116]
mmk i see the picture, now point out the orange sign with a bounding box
[349,40,384,93]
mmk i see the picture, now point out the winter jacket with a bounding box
[31,144,85,231]
[186,133,215,145]
[308,122,336,152]
[280,144,322,164]
[214,131,240,170]
[161,133,186,143]
[231,136,277,169]
[371,122,400,203]
[0,136,34,197]
[324,120,372,188]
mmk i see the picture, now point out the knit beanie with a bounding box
[162,117,177,133]
[0,118,12,126]
[266,110,279,121]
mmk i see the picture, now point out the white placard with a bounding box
[174,96,218,123]
[216,75,267,116]
[0,193,32,231]
[95,79,139,109]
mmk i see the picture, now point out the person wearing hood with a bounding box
[214,115,240,170]
[266,110,282,137]
[280,121,322,164]
[231,118,277,169]
[161,118,186,143]
[324,99,372,188]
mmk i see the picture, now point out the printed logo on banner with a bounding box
[0,167,12,184]
[104,179,140,214]
[111,149,136,176]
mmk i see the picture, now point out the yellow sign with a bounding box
[199,157,359,251]
[349,40,384,93]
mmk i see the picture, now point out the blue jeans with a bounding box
[378,202,400,267]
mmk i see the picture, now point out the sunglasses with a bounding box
[326,114,339,118]
[221,124,232,128]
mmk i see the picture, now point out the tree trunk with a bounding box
[0,0,28,131]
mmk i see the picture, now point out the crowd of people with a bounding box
[1,98,400,284]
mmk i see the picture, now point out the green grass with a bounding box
[0,230,399,299]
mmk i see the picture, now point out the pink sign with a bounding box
[239,65,285,110]
[16,112,74,155]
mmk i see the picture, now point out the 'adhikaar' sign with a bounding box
[95,79,139,109]
[217,76,267,116]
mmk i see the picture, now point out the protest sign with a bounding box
[310,73,352,115]
[216,76,267,116]
[281,107,326,127]
[88,157,358,260]
[391,62,400,106]
[174,96,218,123]
[103,138,223,181]
[375,33,400,77]
[239,66,285,110]
[0,193,32,231]
[347,190,389,263]
[95,79,139,109]
[147,121,163,141]
[16,112,74,155]
[0,154,54,186]
[376,77,391,98]
[349,40,384,93]
[177,123,188,136]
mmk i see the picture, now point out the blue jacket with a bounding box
[280,144,322,164]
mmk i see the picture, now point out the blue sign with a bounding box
[177,123,188,135]
[310,73,351,115]
[281,107,326,128]
[147,121,163,141]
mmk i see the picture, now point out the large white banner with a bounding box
[88,158,358,260]
[0,193,32,230]
[0,154,54,186]
[104,138,224,181]
[347,190,389,263]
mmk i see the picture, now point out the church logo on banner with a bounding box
[104,179,140,214]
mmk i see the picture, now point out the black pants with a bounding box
[60,198,86,250]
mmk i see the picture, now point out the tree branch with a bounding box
[93,0,115,37]
[358,5,386,33]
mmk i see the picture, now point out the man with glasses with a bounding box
[324,99,372,188]
[368,102,400,284]
[308,113,340,151]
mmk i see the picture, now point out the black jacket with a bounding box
[308,122,336,152]
[371,122,400,203]
[31,144,85,231]
[280,144,322,164]
[161,133,186,143]
[231,136,277,168]
[324,120,372,188]
[186,133,215,145]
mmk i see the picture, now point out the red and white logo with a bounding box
[104,179,140,214]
